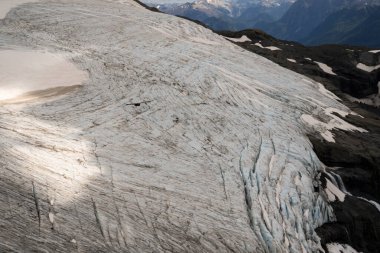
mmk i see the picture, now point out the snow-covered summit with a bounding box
[189,0,295,13]
[0,0,363,252]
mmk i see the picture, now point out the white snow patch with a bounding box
[321,131,335,143]
[254,42,264,48]
[325,179,345,202]
[305,58,312,61]
[265,46,281,51]
[298,79,366,142]
[369,49,380,53]
[327,243,360,253]
[254,42,281,51]
[287,58,296,63]
[0,0,39,19]
[301,107,366,143]
[315,61,337,75]
[0,50,88,102]
[225,35,251,43]
[356,62,380,72]
[301,114,335,142]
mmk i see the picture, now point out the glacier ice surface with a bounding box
[0,0,366,252]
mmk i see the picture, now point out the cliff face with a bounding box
[0,1,365,252]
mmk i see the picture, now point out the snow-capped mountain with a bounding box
[0,0,378,253]
[194,0,296,11]
[151,0,295,31]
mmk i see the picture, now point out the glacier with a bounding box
[0,0,365,252]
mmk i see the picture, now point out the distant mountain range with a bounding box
[147,0,380,48]
[258,0,380,47]
[151,0,295,31]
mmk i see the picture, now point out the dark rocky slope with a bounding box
[219,29,380,98]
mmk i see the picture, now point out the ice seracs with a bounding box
[324,179,345,202]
